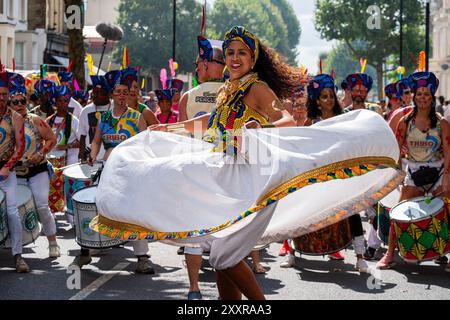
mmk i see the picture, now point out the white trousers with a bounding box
[0,172,22,256]
[131,240,149,256]
[18,171,56,237]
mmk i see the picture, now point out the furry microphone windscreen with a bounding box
[96,23,124,41]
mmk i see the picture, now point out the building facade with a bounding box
[430,0,450,99]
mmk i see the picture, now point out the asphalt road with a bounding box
[0,212,449,300]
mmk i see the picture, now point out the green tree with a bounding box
[322,41,378,97]
[116,0,202,74]
[208,0,301,64]
[315,0,425,98]
[270,0,302,64]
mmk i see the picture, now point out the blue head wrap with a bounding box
[346,73,373,92]
[307,74,336,102]
[407,72,439,96]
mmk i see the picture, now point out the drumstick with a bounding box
[53,160,102,172]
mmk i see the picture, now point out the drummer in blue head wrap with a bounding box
[30,80,56,119]
[46,84,80,166]
[0,70,32,273]
[377,71,450,271]
[8,73,61,262]
[122,67,159,126]
[343,73,383,116]
[77,74,112,162]
[58,71,83,118]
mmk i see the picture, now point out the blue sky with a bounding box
[289,0,335,73]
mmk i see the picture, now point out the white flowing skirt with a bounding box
[91,110,405,269]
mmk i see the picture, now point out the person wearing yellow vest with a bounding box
[77,69,152,275]
[0,70,27,272]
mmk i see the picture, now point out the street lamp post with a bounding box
[173,0,176,61]
[400,0,403,67]
[425,0,430,71]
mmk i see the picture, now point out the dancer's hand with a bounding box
[148,124,168,132]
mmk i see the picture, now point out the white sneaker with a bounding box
[356,258,369,273]
[49,244,61,258]
[280,254,295,268]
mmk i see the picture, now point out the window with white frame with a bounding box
[20,0,26,21]
[8,0,13,18]
[15,42,24,69]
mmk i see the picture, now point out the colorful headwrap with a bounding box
[90,75,109,90]
[223,26,259,67]
[58,71,74,83]
[346,73,373,92]
[73,90,89,101]
[307,74,336,102]
[166,79,184,92]
[8,73,26,97]
[396,78,411,96]
[407,72,439,96]
[104,70,122,92]
[120,67,138,89]
[384,82,400,99]
[55,85,71,99]
[34,80,55,96]
[154,89,173,102]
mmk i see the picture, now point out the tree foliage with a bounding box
[116,0,202,74]
[315,0,425,98]
[206,0,301,64]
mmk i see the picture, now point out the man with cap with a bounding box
[0,70,28,272]
[58,71,83,119]
[343,73,383,116]
[77,75,111,162]
[178,36,225,123]
[31,80,56,120]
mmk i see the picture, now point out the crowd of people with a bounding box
[0,24,449,301]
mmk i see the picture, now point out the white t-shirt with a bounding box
[77,102,112,160]
[51,115,79,165]
[69,97,83,119]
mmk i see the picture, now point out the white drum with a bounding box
[63,162,102,216]
[72,185,125,249]
[0,190,8,245]
[17,184,41,245]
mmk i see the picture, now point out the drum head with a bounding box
[390,197,444,222]
[16,185,33,207]
[379,187,400,208]
[73,185,97,204]
[63,163,102,180]
[47,150,66,159]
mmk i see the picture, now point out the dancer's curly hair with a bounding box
[253,42,304,100]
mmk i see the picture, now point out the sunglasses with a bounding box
[10,98,27,106]
[403,90,412,95]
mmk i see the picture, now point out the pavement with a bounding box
[0,212,449,300]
